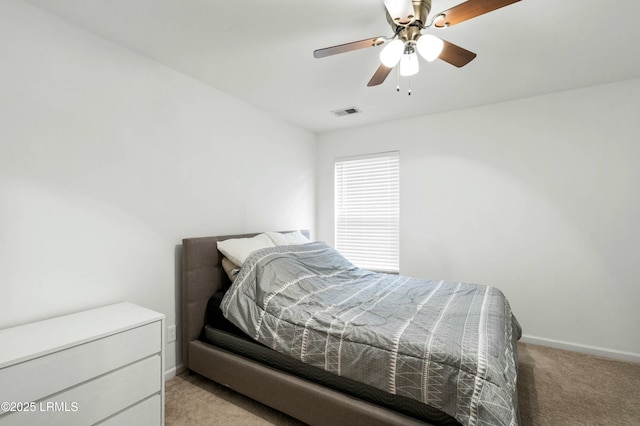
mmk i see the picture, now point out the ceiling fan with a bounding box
[314,0,521,88]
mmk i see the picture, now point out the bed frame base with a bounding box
[189,340,429,426]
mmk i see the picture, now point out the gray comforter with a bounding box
[221,242,521,426]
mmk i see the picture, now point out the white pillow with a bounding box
[221,257,241,282]
[217,233,275,266]
[266,230,311,246]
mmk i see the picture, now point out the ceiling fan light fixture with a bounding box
[417,34,444,62]
[384,0,415,24]
[379,39,405,67]
[400,52,419,77]
[313,0,523,88]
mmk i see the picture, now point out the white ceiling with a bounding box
[24,0,640,134]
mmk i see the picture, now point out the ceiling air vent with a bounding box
[331,106,362,117]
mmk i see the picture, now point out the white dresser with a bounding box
[0,303,165,425]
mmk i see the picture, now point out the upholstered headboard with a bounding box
[181,230,310,370]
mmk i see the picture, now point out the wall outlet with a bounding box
[167,325,176,343]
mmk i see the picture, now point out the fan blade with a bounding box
[438,40,477,67]
[367,64,394,87]
[433,0,521,28]
[314,37,385,59]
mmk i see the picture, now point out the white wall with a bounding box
[317,79,640,359]
[0,0,315,374]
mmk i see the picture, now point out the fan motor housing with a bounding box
[386,0,432,33]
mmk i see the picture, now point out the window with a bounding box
[335,152,399,273]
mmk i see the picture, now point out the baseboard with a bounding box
[164,366,176,381]
[164,363,186,381]
[520,334,640,364]
[164,364,187,381]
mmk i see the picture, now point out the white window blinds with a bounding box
[335,152,399,273]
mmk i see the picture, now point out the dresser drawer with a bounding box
[99,394,162,426]
[0,354,161,426]
[0,320,161,406]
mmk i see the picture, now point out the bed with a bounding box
[182,230,521,426]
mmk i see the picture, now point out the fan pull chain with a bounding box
[395,69,412,95]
